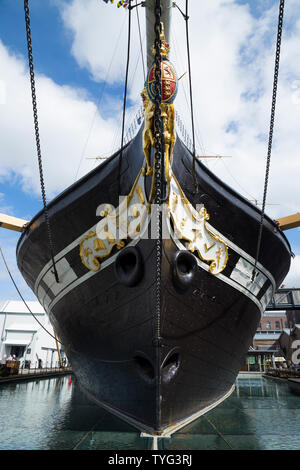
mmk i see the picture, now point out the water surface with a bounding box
[0,375,299,450]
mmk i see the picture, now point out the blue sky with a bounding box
[0,0,299,305]
[0,0,123,220]
[0,0,125,108]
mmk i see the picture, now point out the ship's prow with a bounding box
[15,0,292,436]
[16,124,291,434]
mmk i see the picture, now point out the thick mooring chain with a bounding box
[153,6,163,207]
[252,0,285,279]
[153,0,163,431]
[24,0,59,283]
[153,0,163,347]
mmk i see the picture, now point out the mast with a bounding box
[145,0,172,70]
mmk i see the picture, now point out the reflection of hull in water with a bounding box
[288,378,300,395]
[16,128,291,434]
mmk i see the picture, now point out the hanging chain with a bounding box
[252,0,285,280]
[0,247,63,344]
[153,0,163,350]
[24,0,59,283]
[153,0,163,431]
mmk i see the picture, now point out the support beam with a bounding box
[54,332,63,368]
[276,212,300,231]
[0,213,28,232]
[1,211,299,233]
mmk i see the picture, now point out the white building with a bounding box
[0,300,66,368]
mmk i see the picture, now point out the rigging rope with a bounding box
[110,37,145,156]
[172,33,207,164]
[136,0,146,82]
[0,247,63,345]
[184,0,198,194]
[0,250,127,364]
[117,0,132,193]
[1,243,156,362]
[252,0,285,281]
[174,1,198,192]
[75,13,127,180]
[24,0,59,283]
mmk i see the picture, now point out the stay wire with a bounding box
[117,0,132,194]
[136,0,146,83]
[252,0,285,280]
[24,0,59,283]
[172,33,207,161]
[184,0,198,193]
[1,239,148,363]
[74,13,127,180]
[0,247,63,345]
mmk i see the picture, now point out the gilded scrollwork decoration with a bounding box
[79,170,148,272]
[79,21,228,277]
[168,174,228,275]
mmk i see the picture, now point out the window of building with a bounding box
[266,321,271,329]
[258,323,261,329]
[275,321,280,329]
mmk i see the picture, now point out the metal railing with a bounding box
[267,288,300,311]
[0,361,72,380]
[264,367,300,379]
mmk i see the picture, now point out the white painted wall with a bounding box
[0,300,68,368]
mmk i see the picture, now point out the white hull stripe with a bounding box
[34,174,274,314]
[34,210,276,300]
[43,237,140,312]
[171,231,272,316]
[34,228,88,294]
[230,257,267,298]
[39,216,274,317]
[206,222,276,291]
[34,168,147,294]
[35,226,275,307]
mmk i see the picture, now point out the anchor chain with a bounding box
[24,0,59,283]
[153,0,163,431]
[153,0,163,347]
[252,0,285,280]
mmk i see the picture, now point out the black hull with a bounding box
[16,127,291,434]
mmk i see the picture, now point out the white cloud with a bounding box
[0,0,299,299]
[0,39,131,198]
[59,0,146,100]
[0,192,13,215]
[56,0,300,285]
[57,0,300,222]
[171,0,300,221]
[60,0,128,83]
[1,0,298,214]
[0,25,142,304]
[0,230,35,305]
[283,254,300,288]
